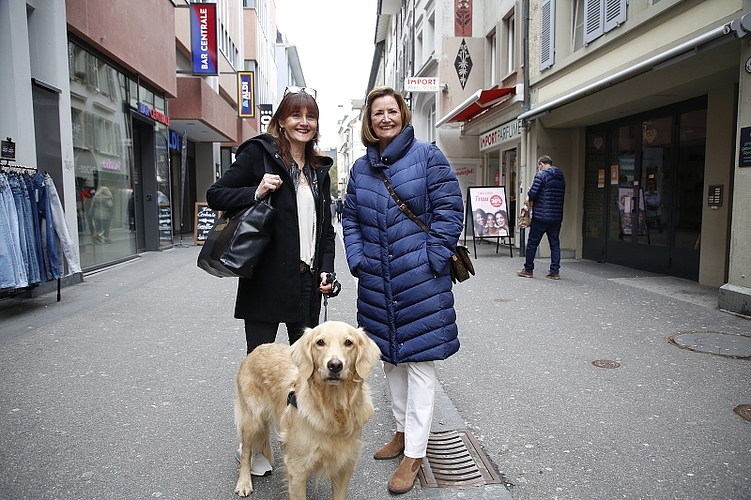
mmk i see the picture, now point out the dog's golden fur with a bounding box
[234,320,381,499]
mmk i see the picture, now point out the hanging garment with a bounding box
[0,174,28,289]
[43,173,81,274]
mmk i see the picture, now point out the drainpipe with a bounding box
[520,0,530,258]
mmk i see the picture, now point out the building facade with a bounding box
[521,0,750,314]
[368,0,751,315]
[1,0,302,278]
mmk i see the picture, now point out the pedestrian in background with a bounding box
[342,86,464,494]
[91,185,115,243]
[206,86,336,476]
[517,154,566,279]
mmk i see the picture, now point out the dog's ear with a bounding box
[290,327,315,379]
[354,327,381,380]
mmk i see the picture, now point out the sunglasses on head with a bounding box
[283,86,317,100]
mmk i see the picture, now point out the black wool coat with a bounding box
[206,134,335,324]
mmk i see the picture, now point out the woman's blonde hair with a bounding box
[361,86,412,146]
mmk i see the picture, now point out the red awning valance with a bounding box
[439,87,516,126]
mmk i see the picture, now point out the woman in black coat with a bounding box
[206,87,336,354]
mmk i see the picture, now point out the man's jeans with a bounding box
[523,219,562,274]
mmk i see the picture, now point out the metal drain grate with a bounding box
[418,430,503,488]
[592,359,621,369]
[668,332,751,359]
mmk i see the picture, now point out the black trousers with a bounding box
[243,270,315,354]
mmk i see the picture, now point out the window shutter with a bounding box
[583,0,604,45]
[604,0,626,33]
[540,0,555,70]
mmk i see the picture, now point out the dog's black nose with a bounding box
[327,358,343,373]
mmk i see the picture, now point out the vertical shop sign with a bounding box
[739,126,751,167]
[258,104,273,134]
[190,3,218,76]
[238,72,255,117]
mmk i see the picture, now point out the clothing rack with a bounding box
[0,159,62,301]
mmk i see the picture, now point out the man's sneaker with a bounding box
[545,272,560,280]
[235,444,273,477]
[517,269,533,278]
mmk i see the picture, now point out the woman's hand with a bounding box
[256,173,283,199]
[318,272,333,294]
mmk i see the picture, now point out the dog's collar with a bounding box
[287,390,298,408]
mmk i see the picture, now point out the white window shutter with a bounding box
[583,0,604,45]
[604,0,626,33]
[540,0,555,70]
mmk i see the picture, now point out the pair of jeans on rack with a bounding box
[8,174,42,285]
[0,174,28,289]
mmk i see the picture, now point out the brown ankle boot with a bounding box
[373,431,404,460]
[388,456,422,494]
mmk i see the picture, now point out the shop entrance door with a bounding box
[583,99,706,280]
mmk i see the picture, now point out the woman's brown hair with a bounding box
[361,86,412,146]
[267,92,325,168]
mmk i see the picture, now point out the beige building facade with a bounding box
[522,0,750,314]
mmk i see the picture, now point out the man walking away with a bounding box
[517,155,565,280]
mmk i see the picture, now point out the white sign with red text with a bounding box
[404,77,439,92]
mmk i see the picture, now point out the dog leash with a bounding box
[322,272,342,321]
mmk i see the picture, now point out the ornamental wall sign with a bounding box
[454,39,473,90]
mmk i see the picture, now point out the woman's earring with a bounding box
[280,127,286,135]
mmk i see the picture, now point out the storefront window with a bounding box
[69,43,136,270]
[156,124,172,247]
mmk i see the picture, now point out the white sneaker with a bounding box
[234,444,273,477]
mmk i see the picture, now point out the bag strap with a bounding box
[379,170,429,235]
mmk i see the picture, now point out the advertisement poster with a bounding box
[467,186,510,238]
[618,187,648,236]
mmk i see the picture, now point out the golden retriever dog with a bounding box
[234,320,381,499]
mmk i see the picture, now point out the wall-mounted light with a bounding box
[441,83,449,93]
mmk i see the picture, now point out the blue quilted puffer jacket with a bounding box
[342,125,464,365]
[528,166,566,223]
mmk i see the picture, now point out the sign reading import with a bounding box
[479,119,521,152]
[190,3,218,75]
[404,77,439,92]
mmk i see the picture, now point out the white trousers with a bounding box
[383,360,436,459]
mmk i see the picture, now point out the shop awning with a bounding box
[436,87,516,127]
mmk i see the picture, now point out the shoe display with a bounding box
[387,456,422,494]
[517,269,533,278]
[234,444,273,477]
[545,272,560,280]
[374,431,404,460]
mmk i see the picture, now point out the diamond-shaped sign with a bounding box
[454,39,472,90]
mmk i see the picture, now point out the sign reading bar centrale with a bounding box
[190,3,218,76]
[404,77,439,92]
[479,118,521,152]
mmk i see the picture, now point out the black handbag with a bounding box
[198,157,278,279]
[197,198,277,279]
[379,171,475,284]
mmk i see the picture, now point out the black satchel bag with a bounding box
[379,171,475,284]
[197,197,277,279]
[198,157,278,279]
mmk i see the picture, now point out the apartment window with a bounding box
[425,11,435,59]
[573,0,585,51]
[584,0,627,45]
[505,15,515,75]
[540,0,555,70]
[488,31,497,86]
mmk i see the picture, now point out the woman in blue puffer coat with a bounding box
[342,86,464,494]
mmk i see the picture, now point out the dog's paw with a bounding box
[235,479,253,497]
